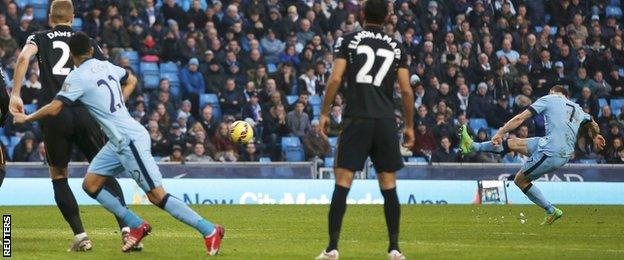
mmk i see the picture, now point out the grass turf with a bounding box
[2,205,624,259]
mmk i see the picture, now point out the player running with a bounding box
[316,1,414,259]
[14,32,224,255]
[9,0,132,251]
[0,68,9,189]
[459,86,605,225]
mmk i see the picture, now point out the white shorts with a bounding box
[88,137,162,192]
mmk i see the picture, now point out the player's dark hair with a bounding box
[364,0,388,25]
[68,32,92,57]
[550,85,570,98]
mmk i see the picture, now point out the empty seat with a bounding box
[309,95,322,106]
[259,157,272,163]
[10,136,21,146]
[578,159,598,164]
[469,118,488,133]
[160,62,179,74]
[284,149,305,161]
[407,157,427,163]
[199,94,219,108]
[606,6,623,18]
[328,137,338,156]
[143,74,160,89]
[0,135,8,146]
[72,17,83,31]
[24,104,37,114]
[281,137,301,148]
[286,95,298,105]
[324,157,334,167]
[140,62,159,75]
[611,99,624,116]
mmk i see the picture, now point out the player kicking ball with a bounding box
[13,32,224,255]
[316,0,414,259]
[459,86,605,225]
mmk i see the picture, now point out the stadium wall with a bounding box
[1,178,624,206]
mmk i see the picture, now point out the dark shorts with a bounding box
[40,104,106,168]
[335,117,404,173]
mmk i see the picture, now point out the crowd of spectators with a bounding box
[1,0,624,164]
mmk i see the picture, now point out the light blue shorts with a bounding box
[88,137,162,192]
[521,137,569,180]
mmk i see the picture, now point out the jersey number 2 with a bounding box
[52,41,71,76]
[97,75,125,113]
[355,46,394,87]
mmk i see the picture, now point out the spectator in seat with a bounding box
[302,119,331,161]
[242,92,262,124]
[148,120,171,157]
[328,105,343,137]
[0,25,17,56]
[607,67,624,97]
[286,101,311,138]
[431,136,459,162]
[219,78,244,117]
[177,100,195,126]
[589,71,612,98]
[597,106,616,132]
[215,148,239,162]
[488,95,513,128]
[102,16,131,52]
[12,131,37,162]
[465,128,499,163]
[432,113,456,146]
[161,145,186,162]
[413,120,436,157]
[29,142,46,163]
[612,148,624,164]
[204,60,224,94]
[415,105,435,127]
[261,29,285,64]
[167,123,188,152]
[496,39,520,64]
[212,122,235,153]
[180,35,203,62]
[468,83,492,119]
[576,87,600,119]
[263,104,289,161]
[572,67,591,98]
[296,92,314,119]
[186,143,214,162]
[606,122,624,147]
[240,143,260,162]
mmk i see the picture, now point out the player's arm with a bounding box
[319,58,346,136]
[397,68,414,148]
[492,109,533,145]
[121,72,138,101]
[13,100,64,124]
[10,43,38,114]
[582,119,606,150]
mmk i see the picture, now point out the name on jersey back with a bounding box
[347,31,401,59]
[46,31,73,39]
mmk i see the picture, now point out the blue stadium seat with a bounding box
[143,74,160,89]
[33,2,48,21]
[550,26,558,36]
[199,94,219,108]
[324,157,334,167]
[606,6,623,18]
[259,157,272,163]
[10,136,21,146]
[24,104,37,114]
[469,118,488,133]
[407,157,427,163]
[489,128,499,139]
[281,137,305,161]
[159,62,179,74]
[328,137,338,156]
[309,95,322,106]
[598,98,608,116]
[534,26,543,33]
[140,62,159,76]
[169,86,181,99]
[7,145,15,160]
[620,68,624,77]
[312,105,321,118]
[121,51,140,72]
[284,149,305,161]
[611,99,624,116]
[267,63,277,74]
[0,127,4,136]
[0,136,8,146]
[610,0,620,6]
[72,17,83,31]
[286,95,298,105]
[281,137,301,148]
[161,72,180,87]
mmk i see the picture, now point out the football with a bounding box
[230,120,254,144]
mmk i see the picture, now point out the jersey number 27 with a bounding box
[98,75,125,113]
[355,46,394,87]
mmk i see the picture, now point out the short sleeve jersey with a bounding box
[528,94,591,157]
[334,26,408,119]
[26,25,105,105]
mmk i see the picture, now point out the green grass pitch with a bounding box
[3,205,624,259]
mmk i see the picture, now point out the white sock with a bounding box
[74,232,88,241]
[121,227,130,233]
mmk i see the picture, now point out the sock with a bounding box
[93,188,143,228]
[158,194,215,237]
[381,187,401,253]
[52,178,85,235]
[74,232,88,241]
[472,141,504,154]
[103,177,128,230]
[327,185,350,252]
[522,183,555,214]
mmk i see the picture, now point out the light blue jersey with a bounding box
[56,59,147,148]
[528,94,591,158]
[56,59,161,191]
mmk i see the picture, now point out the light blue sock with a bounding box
[161,194,215,237]
[472,141,504,153]
[96,189,143,228]
[523,184,555,214]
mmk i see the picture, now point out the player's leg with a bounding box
[317,118,372,260]
[123,139,223,255]
[371,118,405,259]
[72,106,129,231]
[515,152,567,225]
[460,125,534,156]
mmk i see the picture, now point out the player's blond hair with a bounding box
[50,0,74,24]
